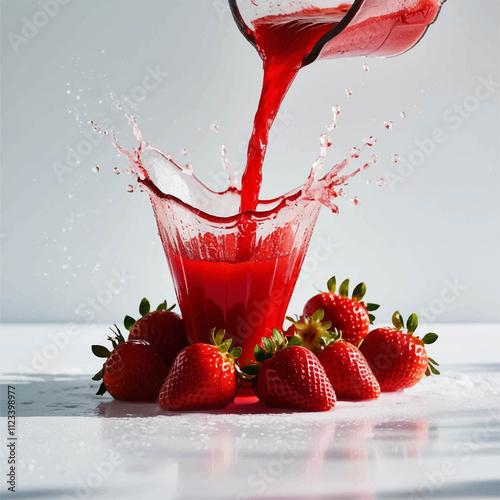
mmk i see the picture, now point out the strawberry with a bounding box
[316,334,381,401]
[125,297,189,369]
[359,311,439,392]
[303,277,379,347]
[159,329,240,411]
[92,326,168,401]
[242,330,336,412]
[286,310,380,400]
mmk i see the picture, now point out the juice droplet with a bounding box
[400,111,407,118]
[363,64,369,72]
[345,88,353,97]
[113,167,120,175]
[350,196,360,206]
[181,148,188,156]
[126,184,134,193]
[384,121,393,130]
[185,162,194,174]
[338,188,345,198]
[103,130,109,137]
[350,147,361,158]
[377,178,387,187]
[92,165,100,173]
[366,179,373,184]
[363,136,377,146]
[391,153,400,163]
[210,123,219,133]
[319,134,332,148]
[327,104,342,130]
[369,154,379,164]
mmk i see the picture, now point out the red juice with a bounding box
[240,1,441,212]
[240,8,348,212]
[169,251,302,365]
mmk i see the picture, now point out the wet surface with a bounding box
[1,325,499,499]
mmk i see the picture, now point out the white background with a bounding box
[1,0,499,325]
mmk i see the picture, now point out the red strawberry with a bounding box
[303,276,378,346]
[159,329,240,411]
[317,335,380,401]
[242,330,336,412]
[286,311,380,400]
[125,298,189,369]
[360,311,439,392]
[92,326,168,401]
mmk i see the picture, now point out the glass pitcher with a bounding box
[229,0,445,65]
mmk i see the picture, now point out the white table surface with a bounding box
[1,323,499,500]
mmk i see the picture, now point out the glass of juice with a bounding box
[141,149,322,366]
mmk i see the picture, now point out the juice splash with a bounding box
[111,116,376,364]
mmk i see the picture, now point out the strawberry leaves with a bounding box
[139,297,150,316]
[325,276,379,323]
[392,311,405,330]
[390,311,440,377]
[427,357,440,376]
[209,328,241,360]
[327,276,336,293]
[406,313,418,334]
[124,297,177,330]
[91,325,126,396]
[338,279,350,297]
[422,333,438,344]
[352,282,366,301]
[241,329,301,378]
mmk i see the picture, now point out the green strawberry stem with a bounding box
[209,328,242,360]
[239,329,301,380]
[390,311,440,377]
[91,325,126,396]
